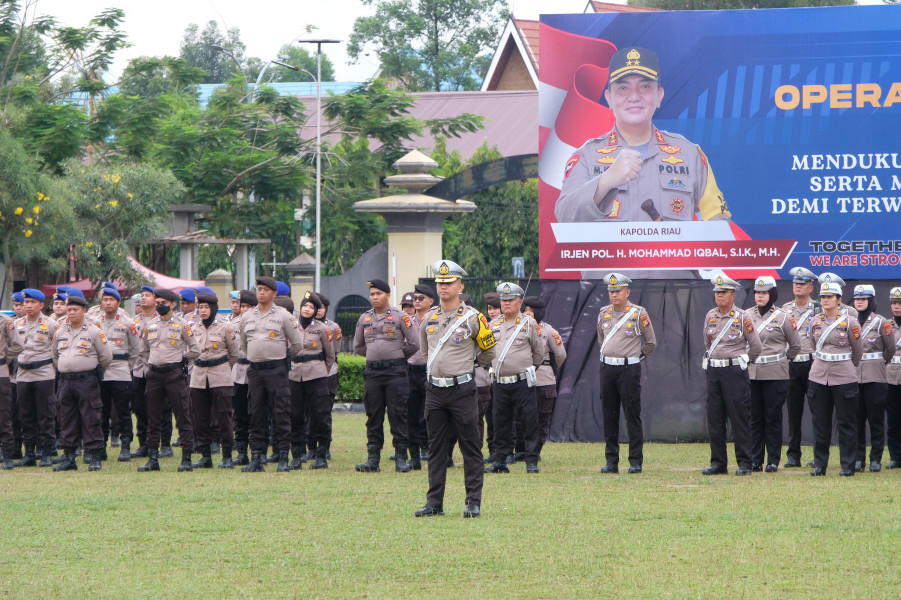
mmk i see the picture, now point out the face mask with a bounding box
[155,304,171,316]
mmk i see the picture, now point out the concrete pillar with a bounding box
[235,245,249,290]
[205,269,233,302]
[179,244,193,280]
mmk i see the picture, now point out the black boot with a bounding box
[408,445,422,470]
[267,445,280,464]
[233,442,249,466]
[177,448,193,472]
[289,445,304,470]
[310,446,328,470]
[53,449,78,472]
[242,450,265,472]
[118,439,132,462]
[277,449,291,472]
[13,445,37,468]
[88,450,102,471]
[1,452,12,470]
[159,445,174,458]
[355,445,380,472]
[138,449,160,471]
[210,441,220,454]
[39,447,54,467]
[11,444,23,460]
[110,433,120,447]
[131,444,148,458]
[302,444,316,463]
[395,446,412,473]
[192,445,214,469]
[219,446,234,469]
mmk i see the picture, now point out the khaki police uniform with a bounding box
[854,313,895,466]
[534,320,566,455]
[16,315,60,460]
[231,325,251,460]
[886,314,901,466]
[288,318,336,457]
[407,313,430,460]
[130,310,159,453]
[781,298,819,465]
[0,315,24,462]
[99,313,140,449]
[191,317,240,452]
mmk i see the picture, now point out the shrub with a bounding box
[335,353,366,402]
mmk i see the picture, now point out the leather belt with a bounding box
[58,369,98,381]
[755,353,786,364]
[150,361,183,373]
[495,372,528,385]
[366,358,406,369]
[292,352,325,364]
[602,356,641,366]
[249,359,285,371]
[0,358,6,366]
[429,373,473,388]
[195,355,229,368]
[892,356,901,365]
[708,358,744,368]
[792,353,812,362]
[18,358,53,370]
[408,363,427,373]
[237,358,250,365]
[814,351,852,362]
[541,359,552,366]
[112,353,130,360]
[861,352,884,361]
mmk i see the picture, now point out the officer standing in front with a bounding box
[0,303,24,469]
[522,296,567,461]
[353,279,419,473]
[885,287,901,469]
[130,285,157,460]
[415,260,496,518]
[231,290,256,466]
[596,273,656,473]
[51,295,113,471]
[701,275,762,476]
[98,286,140,462]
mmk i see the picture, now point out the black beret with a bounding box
[484,292,501,308]
[459,293,472,305]
[367,279,390,293]
[255,276,278,292]
[414,284,434,299]
[196,293,218,305]
[523,296,546,309]
[65,296,88,307]
[301,290,322,310]
[153,288,178,302]
[317,293,330,307]
[239,290,258,306]
[273,296,294,314]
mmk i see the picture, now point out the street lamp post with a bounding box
[296,38,340,293]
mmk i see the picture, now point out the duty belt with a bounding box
[541,359,552,366]
[112,353,130,360]
[150,361,183,373]
[494,371,529,384]
[892,356,901,364]
[813,351,852,362]
[708,358,744,368]
[366,358,406,370]
[292,352,325,364]
[429,373,473,388]
[237,358,250,365]
[861,352,884,361]
[755,353,786,365]
[18,358,52,370]
[58,369,98,381]
[792,353,812,362]
[249,359,285,371]
[0,358,6,366]
[602,356,641,366]
[195,355,229,368]
[408,363,427,373]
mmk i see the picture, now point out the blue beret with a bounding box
[193,285,215,295]
[102,281,116,289]
[21,288,45,302]
[276,281,290,296]
[141,285,155,294]
[56,285,71,293]
[12,292,24,303]
[229,290,240,300]
[52,292,67,302]
[102,287,121,301]
[65,288,86,300]
[179,289,196,303]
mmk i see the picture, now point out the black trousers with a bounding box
[248,365,291,453]
[101,379,133,443]
[425,380,483,508]
[477,385,491,452]
[750,379,788,466]
[134,375,170,446]
[291,378,332,449]
[58,375,103,452]
[363,365,409,450]
[887,383,901,463]
[808,381,858,471]
[536,384,557,448]
[232,382,249,445]
[11,382,21,452]
[0,377,14,453]
[785,359,813,462]
[601,363,643,466]
[706,364,752,470]
[856,381,887,463]
[407,365,428,452]
[145,369,193,451]
[491,379,539,465]
[17,379,57,453]
[192,385,234,448]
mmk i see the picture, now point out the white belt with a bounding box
[494,372,528,385]
[792,353,812,362]
[892,357,901,365]
[429,373,473,388]
[602,356,641,366]
[861,352,884,361]
[814,351,852,362]
[755,353,786,365]
[709,358,744,368]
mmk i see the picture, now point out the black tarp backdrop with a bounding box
[544,278,901,444]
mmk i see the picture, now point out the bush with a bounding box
[335,353,366,402]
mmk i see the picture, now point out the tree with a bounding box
[179,21,246,84]
[632,0,852,8]
[347,0,509,91]
[274,45,335,83]
[116,56,205,98]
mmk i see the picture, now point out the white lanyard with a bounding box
[426,308,476,379]
[599,307,637,358]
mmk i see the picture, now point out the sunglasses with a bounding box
[413,295,428,301]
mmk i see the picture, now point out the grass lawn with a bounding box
[1,413,899,599]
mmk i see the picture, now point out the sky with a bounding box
[33,0,595,83]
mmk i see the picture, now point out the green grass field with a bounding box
[1,413,899,599]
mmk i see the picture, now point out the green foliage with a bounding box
[274,45,336,83]
[14,102,88,172]
[335,353,366,401]
[178,21,246,84]
[117,56,205,98]
[348,0,510,91]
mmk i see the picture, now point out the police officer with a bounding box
[130,285,158,459]
[885,287,901,469]
[481,292,501,463]
[556,46,729,224]
[13,289,59,468]
[51,289,68,321]
[313,294,340,462]
[231,290,257,466]
[8,292,25,461]
[702,275,762,476]
[781,267,818,467]
[98,286,140,462]
[747,276,800,472]
[521,296,565,461]
[401,292,415,317]
[407,283,435,468]
[485,282,544,474]
[595,273,656,473]
[50,295,113,471]
[807,280,862,476]
[415,260,496,518]
[851,285,895,472]
[240,276,303,473]
[289,291,336,470]
[138,288,201,472]
[0,301,24,469]
[353,278,419,473]
[818,273,858,319]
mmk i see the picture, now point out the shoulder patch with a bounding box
[883,321,893,337]
[789,317,797,331]
[744,318,754,334]
[334,326,342,341]
[851,325,860,340]
[7,321,13,331]
[535,323,542,337]
[326,328,333,342]
[553,332,562,346]
[640,314,650,328]
[402,315,412,329]
[184,325,193,337]
[564,153,580,179]
[98,332,107,344]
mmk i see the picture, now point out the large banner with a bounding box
[539,6,901,280]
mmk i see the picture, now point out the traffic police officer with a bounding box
[51,294,113,471]
[781,266,818,467]
[885,287,901,469]
[98,286,139,462]
[596,273,656,473]
[415,260,496,518]
[407,283,435,468]
[353,278,419,473]
[818,272,858,318]
[701,275,762,476]
[0,302,24,469]
[521,296,566,461]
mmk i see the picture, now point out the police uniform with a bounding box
[885,287,901,469]
[353,279,420,472]
[51,296,113,470]
[522,296,566,460]
[851,285,895,471]
[0,311,24,469]
[415,260,496,518]
[596,274,656,473]
[819,273,859,320]
[702,276,762,475]
[406,283,436,466]
[8,292,25,461]
[747,277,801,471]
[230,290,256,466]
